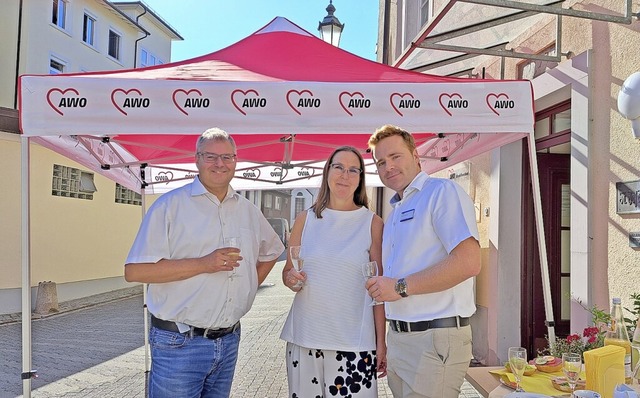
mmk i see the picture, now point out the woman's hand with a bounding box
[284,267,306,291]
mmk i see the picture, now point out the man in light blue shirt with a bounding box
[366,124,481,398]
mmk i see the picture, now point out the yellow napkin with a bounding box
[584,345,626,398]
[490,368,585,397]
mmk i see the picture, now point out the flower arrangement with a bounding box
[545,326,606,360]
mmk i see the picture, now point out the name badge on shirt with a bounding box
[400,209,415,222]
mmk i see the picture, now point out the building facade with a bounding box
[0,0,181,314]
[379,0,640,364]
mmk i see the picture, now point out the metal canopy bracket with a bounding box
[403,0,638,74]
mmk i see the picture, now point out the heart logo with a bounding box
[298,167,316,179]
[389,92,415,116]
[241,168,261,179]
[286,89,314,115]
[485,93,509,116]
[271,167,289,180]
[338,91,364,116]
[111,88,143,116]
[46,88,80,116]
[155,171,174,184]
[438,93,462,117]
[172,89,203,116]
[231,89,259,115]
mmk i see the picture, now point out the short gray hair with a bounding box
[196,127,237,153]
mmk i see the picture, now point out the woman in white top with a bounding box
[280,146,386,397]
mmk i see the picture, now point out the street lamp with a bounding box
[318,0,344,47]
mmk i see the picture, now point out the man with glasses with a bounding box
[365,124,481,398]
[125,127,284,398]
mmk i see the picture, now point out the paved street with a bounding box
[0,261,482,397]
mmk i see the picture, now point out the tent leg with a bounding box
[141,190,151,374]
[21,136,33,397]
[527,132,556,343]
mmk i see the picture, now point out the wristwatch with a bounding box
[395,278,408,298]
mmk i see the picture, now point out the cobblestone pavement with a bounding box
[0,261,483,397]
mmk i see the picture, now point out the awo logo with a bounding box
[46,88,87,116]
[231,89,267,115]
[155,171,174,184]
[485,93,515,116]
[270,167,288,179]
[172,89,210,115]
[339,91,371,116]
[111,88,150,116]
[286,90,320,115]
[390,92,420,116]
[241,168,261,179]
[438,93,469,117]
[297,167,315,179]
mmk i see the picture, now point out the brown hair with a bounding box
[311,146,369,219]
[367,124,416,155]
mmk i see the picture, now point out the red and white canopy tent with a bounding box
[18,17,552,395]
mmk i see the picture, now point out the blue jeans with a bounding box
[148,324,241,398]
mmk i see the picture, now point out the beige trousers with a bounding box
[386,325,472,398]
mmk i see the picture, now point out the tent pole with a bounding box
[527,132,556,343]
[21,136,33,397]
[141,188,151,374]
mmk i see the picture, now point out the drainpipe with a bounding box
[134,6,149,68]
[13,0,24,109]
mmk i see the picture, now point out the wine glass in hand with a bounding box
[562,353,581,395]
[508,347,527,392]
[289,246,304,289]
[361,261,382,306]
[224,237,241,278]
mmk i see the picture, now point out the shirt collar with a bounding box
[191,176,238,203]
[389,172,430,206]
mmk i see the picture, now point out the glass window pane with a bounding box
[553,109,571,132]
[561,230,571,273]
[534,117,550,139]
[560,276,571,320]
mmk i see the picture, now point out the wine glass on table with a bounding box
[562,352,582,396]
[508,347,527,392]
[289,246,304,289]
[361,261,382,306]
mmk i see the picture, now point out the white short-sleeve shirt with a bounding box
[383,172,480,322]
[125,177,284,329]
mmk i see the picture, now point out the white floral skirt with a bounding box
[285,342,378,397]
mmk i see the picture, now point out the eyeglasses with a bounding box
[197,152,237,164]
[329,163,362,177]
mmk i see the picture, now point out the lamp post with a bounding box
[318,0,344,47]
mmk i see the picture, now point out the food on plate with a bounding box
[504,362,537,376]
[529,355,563,372]
[551,376,586,392]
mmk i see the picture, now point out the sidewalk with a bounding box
[0,261,483,397]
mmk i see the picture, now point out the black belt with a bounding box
[151,315,239,340]
[389,316,470,333]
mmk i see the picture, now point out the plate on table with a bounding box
[499,377,518,390]
[504,392,553,398]
[551,376,586,392]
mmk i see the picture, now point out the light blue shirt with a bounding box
[383,172,479,322]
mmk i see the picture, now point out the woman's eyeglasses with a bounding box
[329,163,362,177]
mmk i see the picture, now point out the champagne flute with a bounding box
[508,347,527,392]
[562,352,582,395]
[289,246,304,288]
[224,237,241,278]
[361,261,382,306]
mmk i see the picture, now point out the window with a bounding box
[108,30,121,60]
[274,196,282,210]
[52,0,67,29]
[83,13,96,46]
[264,193,272,208]
[139,48,163,68]
[517,44,558,80]
[50,58,65,74]
[115,183,142,205]
[294,194,305,217]
[52,164,96,200]
[420,0,431,26]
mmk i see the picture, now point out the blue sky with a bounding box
[139,0,380,62]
